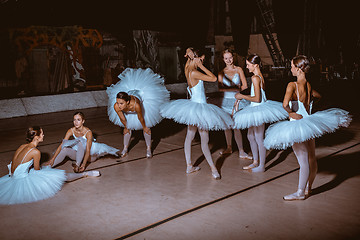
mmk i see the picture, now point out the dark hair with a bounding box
[26,126,42,142]
[247,54,261,65]
[292,55,310,73]
[73,111,85,120]
[116,91,131,102]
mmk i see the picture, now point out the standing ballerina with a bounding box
[161,48,233,179]
[48,112,119,172]
[217,49,251,159]
[107,68,170,158]
[233,54,288,172]
[0,126,100,205]
[264,55,351,200]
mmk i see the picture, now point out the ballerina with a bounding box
[0,126,100,205]
[107,68,170,158]
[161,48,233,179]
[217,49,251,159]
[233,54,288,173]
[264,55,351,200]
[48,112,119,172]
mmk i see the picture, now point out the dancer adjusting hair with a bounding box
[0,126,100,205]
[233,54,288,172]
[49,112,119,172]
[264,55,351,200]
[107,68,170,158]
[161,48,233,179]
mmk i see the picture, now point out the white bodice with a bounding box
[187,80,207,104]
[223,73,240,86]
[249,76,267,107]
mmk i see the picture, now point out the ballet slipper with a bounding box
[73,164,80,173]
[120,149,128,158]
[186,165,201,174]
[211,170,221,180]
[283,189,306,201]
[242,161,258,170]
[219,147,232,155]
[85,170,101,177]
[78,165,86,173]
[146,148,152,158]
[251,166,265,173]
[239,151,252,160]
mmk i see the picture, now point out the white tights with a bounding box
[184,125,216,171]
[52,143,86,168]
[292,139,317,191]
[122,130,152,153]
[224,129,245,152]
[247,124,266,172]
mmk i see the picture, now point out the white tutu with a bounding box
[233,100,288,129]
[62,138,119,160]
[161,80,233,130]
[0,161,66,205]
[106,68,170,130]
[264,108,352,150]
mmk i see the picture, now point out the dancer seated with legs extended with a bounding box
[233,54,288,173]
[161,47,233,179]
[48,112,119,172]
[0,126,100,205]
[217,49,252,159]
[264,55,351,200]
[107,68,170,158]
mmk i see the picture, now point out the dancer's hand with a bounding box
[289,112,303,120]
[235,93,244,100]
[123,128,130,135]
[44,158,54,166]
[143,127,151,135]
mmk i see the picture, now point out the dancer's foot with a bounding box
[219,147,232,155]
[186,165,201,174]
[146,148,152,158]
[251,166,265,173]
[242,161,258,170]
[85,170,101,177]
[305,184,312,196]
[239,151,252,160]
[283,189,305,201]
[120,149,128,158]
[212,170,221,180]
[72,164,80,173]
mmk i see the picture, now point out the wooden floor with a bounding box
[0,105,359,240]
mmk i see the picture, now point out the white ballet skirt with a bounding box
[106,68,170,130]
[0,160,66,205]
[62,131,119,160]
[233,81,288,129]
[264,97,352,150]
[161,80,233,130]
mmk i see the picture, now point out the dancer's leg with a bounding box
[199,129,220,179]
[143,132,152,158]
[65,171,100,182]
[184,125,200,173]
[251,124,266,173]
[52,148,76,168]
[121,131,132,157]
[283,142,309,200]
[234,129,252,159]
[75,142,86,167]
[306,139,317,194]
[243,127,259,169]
[220,129,232,155]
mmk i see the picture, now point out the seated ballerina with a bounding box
[48,112,119,172]
[106,68,170,158]
[0,126,100,205]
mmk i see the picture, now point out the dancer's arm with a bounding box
[32,149,41,170]
[283,82,302,119]
[79,130,93,172]
[193,59,217,82]
[235,75,261,103]
[48,129,72,166]
[237,67,248,91]
[114,103,130,134]
[135,101,151,134]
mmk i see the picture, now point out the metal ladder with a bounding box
[255,0,285,68]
